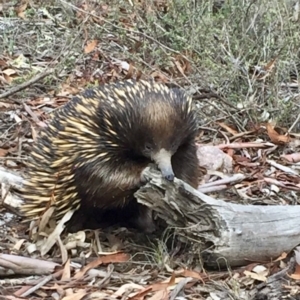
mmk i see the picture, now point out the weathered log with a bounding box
[135,167,300,268]
[2,166,300,268]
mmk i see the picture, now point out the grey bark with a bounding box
[135,168,300,268]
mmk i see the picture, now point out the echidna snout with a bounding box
[152,148,175,181]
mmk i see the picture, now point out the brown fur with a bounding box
[20,80,200,233]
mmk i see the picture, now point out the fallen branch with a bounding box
[2,166,300,268]
[0,254,59,277]
[135,167,300,268]
[198,173,245,193]
[0,69,54,101]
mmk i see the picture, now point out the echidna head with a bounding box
[99,81,198,182]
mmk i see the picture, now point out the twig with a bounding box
[19,269,63,298]
[96,264,114,288]
[288,113,300,133]
[266,159,299,176]
[199,173,245,189]
[218,142,275,149]
[0,69,54,102]
[194,91,237,109]
[169,277,193,300]
[198,173,245,193]
[20,274,53,298]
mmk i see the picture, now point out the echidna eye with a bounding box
[145,143,153,151]
[171,142,177,150]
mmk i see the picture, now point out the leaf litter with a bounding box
[1,0,300,299]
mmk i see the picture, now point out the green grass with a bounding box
[1,0,299,127]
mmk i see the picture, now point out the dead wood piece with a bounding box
[169,277,193,300]
[2,165,300,269]
[135,167,300,268]
[0,254,59,277]
[20,274,53,298]
[248,257,295,300]
[198,173,245,193]
[0,69,53,102]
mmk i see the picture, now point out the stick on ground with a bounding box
[0,69,54,102]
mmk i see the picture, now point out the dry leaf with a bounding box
[119,60,130,71]
[281,153,300,163]
[177,269,206,282]
[289,248,300,279]
[113,283,144,297]
[40,210,74,256]
[84,40,98,54]
[174,60,185,76]
[0,102,12,109]
[274,252,288,261]
[149,274,182,292]
[124,63,134,79]
[13,239,26,251]
[74,252,130,279]
[61,290,87,300]
[106,233,123,251]
[217,122,239,135]
[294,247,300,267]
[57,235,69,265]
[150,70,168,83]
[289,273,300,280]
[266,123,290,144]
[264,57,277,74]
[10,54,30,69]
[127,286,152,300]
[3,68,17,76]
[254,57,277,80]
[3,74,13,84]
[61,259,71,281]
[6,296,26,300]
[57,84,80,97]
[148,290,169,300]
[0,149,8,157]
[16,2,28,19]
[244,270,267,282]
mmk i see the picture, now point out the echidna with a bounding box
[20,80,200,233]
